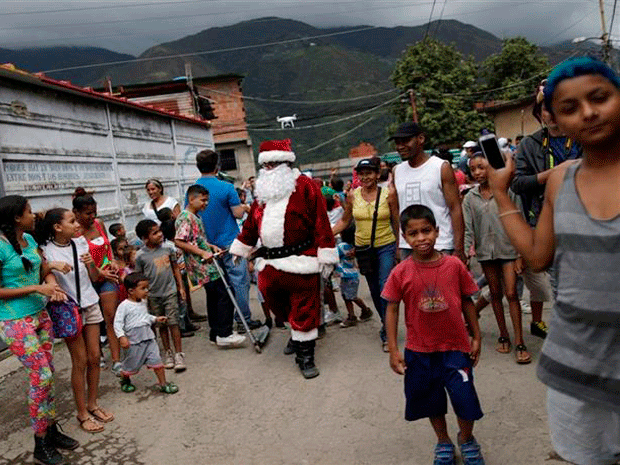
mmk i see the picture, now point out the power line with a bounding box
[207,87,399,105]
[424,0,439,39]
[433,0,449,36]
[3,1,358,32]
[306,116,378,152]
[248,93,404,131]
[0,0,229,17]
[610,0,619,37]
[41,26,382,73]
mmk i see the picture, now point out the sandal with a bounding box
[515,344,532,364]
[77,416,104,433]
[495,336,511,354]
[87,406,114,423]
[120,378,136,393]
[159,382,179,394]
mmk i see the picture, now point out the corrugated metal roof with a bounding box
[0,63,211,127]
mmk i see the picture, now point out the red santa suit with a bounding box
[230,140,338,342]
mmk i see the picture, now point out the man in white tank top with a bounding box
[391,122,466,262]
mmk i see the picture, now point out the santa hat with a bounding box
[258,139,296,165]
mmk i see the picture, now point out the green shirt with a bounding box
[0,234,46,320]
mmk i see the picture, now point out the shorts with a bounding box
[147,293,179,326]
[81,302,104,325]
[522,268,551,302]
[340,277,359,301]
[547,387,620,465]
[404,350,483,422]
[120,338,163,376]
[93,280,119,295]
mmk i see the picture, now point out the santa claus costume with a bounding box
[230,139,338,379]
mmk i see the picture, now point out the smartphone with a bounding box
[478,134,505,169]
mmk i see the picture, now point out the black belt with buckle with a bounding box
[253,238,313,260]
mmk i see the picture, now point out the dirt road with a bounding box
[0,282,562,465]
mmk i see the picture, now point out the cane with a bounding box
[210,251,264,354]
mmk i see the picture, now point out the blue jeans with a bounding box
[221,253,253,322]
[363,242,396,342]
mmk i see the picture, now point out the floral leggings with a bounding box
[0,311,56,434]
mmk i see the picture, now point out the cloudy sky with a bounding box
[0,0,606,55]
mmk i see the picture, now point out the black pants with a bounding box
[205,278,234,340]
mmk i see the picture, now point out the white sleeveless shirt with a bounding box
[393,156,454,250]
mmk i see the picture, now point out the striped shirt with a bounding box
[537,163,620,412]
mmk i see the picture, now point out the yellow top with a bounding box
[352,187,395,247]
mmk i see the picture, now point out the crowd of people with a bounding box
[0,56,618,465]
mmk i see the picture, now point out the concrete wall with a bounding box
[0,77,213,234]
[491,102,542,140]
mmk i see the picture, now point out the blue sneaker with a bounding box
[433,443,455,465]
[459,436,485,465]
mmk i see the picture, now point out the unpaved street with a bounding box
[0,282,563,465]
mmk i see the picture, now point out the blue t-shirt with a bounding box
[194,176,241,249]
[336,242,358,279]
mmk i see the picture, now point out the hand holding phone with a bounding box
[478,133,505,169]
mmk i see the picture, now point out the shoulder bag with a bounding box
[355,187,381,276]
[47,240,83,339]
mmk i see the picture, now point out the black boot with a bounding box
[283,338,297,355]
[33,434,65,465]
[47,422,79,451]
[295,340,320,379]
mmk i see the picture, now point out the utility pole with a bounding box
[599,0,612,63]
[408,89,418,123]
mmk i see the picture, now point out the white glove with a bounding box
[320,264,334,280]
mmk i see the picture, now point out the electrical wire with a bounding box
[433,0,449,36]
[305,116,378,152]
[610,0,619,37]
[41,26,382,73]
[206,86,399,105]
[248,93,404,131]
[424,0,439,39]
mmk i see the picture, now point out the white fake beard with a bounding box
[255,164,296,203]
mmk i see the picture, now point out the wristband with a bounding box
[498,209,521,218]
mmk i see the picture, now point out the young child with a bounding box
[336,225,373,328]
[463,154,531,364]
[108,223,125,240]
[111,237,132,302]
[113,272,178,394]
[134,219,187,372]
[489,57,620,465]
[174,184,245,347]
[383,205,484,465]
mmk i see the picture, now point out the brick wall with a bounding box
[196,79,248,144]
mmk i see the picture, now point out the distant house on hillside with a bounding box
[105,74,255,181]
[476,96,541,140]
[348,142,378,159]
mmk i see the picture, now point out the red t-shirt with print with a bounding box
[382,255,478,353]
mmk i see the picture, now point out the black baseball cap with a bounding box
[354,157,380,172]
[388,121,424,140]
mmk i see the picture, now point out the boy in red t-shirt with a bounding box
[383,204,485,465]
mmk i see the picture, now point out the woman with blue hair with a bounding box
[489,56,620,465]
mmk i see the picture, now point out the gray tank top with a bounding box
[537,163,620,411]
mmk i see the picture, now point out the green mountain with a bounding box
[0,18,600,164]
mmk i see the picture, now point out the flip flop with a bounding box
[515,344,532,364]
[87,406,114,423]
[77,416,104,433]
[495,336,511,354]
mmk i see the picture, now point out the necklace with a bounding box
[52,239,70,247]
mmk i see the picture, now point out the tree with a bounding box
[391,38,492,146]
[480,37,549,101]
